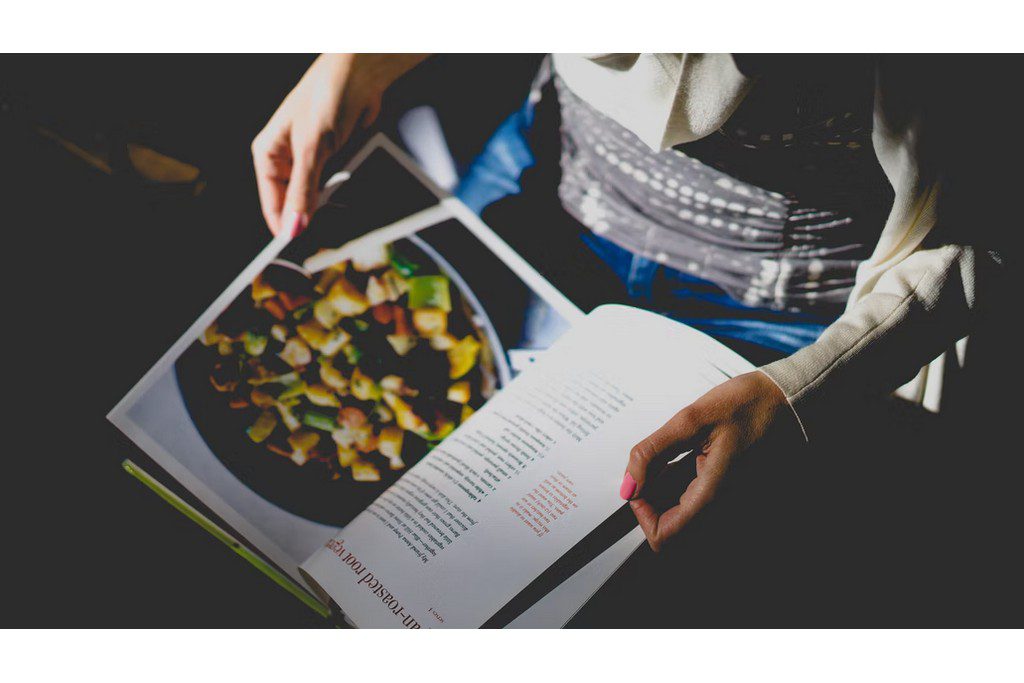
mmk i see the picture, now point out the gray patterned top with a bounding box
[555,71,893,316]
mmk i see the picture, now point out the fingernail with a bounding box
[619,472,637,500]
[282,210,308,238]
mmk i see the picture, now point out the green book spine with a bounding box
[122,459,330,619]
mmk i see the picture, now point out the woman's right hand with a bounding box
[252,53,429,235]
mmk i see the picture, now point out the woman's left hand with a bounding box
[620,371,802,551]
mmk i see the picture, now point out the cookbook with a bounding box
[109,134,753,628]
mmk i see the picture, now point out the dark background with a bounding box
[1,54,1020,628]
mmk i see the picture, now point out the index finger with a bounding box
[629,457,723,552]
[254,150,290,235]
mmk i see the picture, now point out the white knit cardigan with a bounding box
[554,53,997,441]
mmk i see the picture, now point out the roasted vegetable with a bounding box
[318,358,349,394]
[336,445,358,468]
[448,335,481,379]
[447,381,471,404]
[250,388,276,409]
[277,380,307,402]
[251,274,277,302]
[270,324,289,343]
[378,426,405,470]
[247,410,278,443]
[278,337,312,368]
[386,334,417,357]
[302,410,339,432]
[305,383,341,407]
[350,367,382,401]
[200,324,225,347]
[201,239,492,487]
[324,276,370,317]
[407,275,451,312]
[263,298,287,321]
[341,344,362,366]
[389,249,419,277]
[287,430,320,465]
[412,308,448,338]
[351,458,381,482]
[275,402,302,432]
[297,321,350,357]
[243,331,268,356]
[247,369,300,387]
[383,392,429,436]
[313,297,343,329]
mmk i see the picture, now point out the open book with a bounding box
[109,135,753,627]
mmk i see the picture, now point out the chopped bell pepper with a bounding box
[407,275,451,312]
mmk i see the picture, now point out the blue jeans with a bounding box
[579,231,829,355]
[457,89,831,357]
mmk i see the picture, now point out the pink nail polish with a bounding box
[619,472,637,500]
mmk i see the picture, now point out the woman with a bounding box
[252,53,1002,554]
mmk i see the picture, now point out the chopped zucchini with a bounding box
[302,410,339,432]
[277,380,307,402]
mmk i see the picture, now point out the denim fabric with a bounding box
[580,231,828,354]
[456,90,830,356]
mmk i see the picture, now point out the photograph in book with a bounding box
[108,138,581,584]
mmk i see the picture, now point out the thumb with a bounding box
[622,406,706,500]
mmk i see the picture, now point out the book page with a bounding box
[108,136,581,590]
[300,305,741,628]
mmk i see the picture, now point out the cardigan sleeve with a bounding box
[758,57,1008,442]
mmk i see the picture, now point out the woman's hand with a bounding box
[252,53,429,235]
[620,371,802,552]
